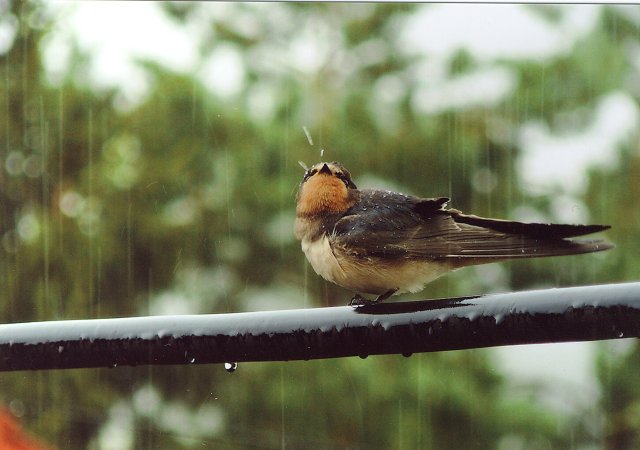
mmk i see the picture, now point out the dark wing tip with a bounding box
[558,223,611,237]
[452,213,611,239]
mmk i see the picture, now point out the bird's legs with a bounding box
[375,288,398,302]
[349,288,398,306]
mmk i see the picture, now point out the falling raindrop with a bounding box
[224,362,238,372]
[616,331,624,338]
[190,358,196,364]
[302,126,313,146]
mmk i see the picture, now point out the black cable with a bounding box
[0,282,638,372]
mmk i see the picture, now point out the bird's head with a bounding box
[296,161,358,217]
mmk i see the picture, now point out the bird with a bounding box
[294,161,613,305]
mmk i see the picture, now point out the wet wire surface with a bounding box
[0,282,639,371]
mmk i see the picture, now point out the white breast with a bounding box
[300,236,346,285]
[301,235,455,296]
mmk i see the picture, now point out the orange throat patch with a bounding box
[296,175,354,216]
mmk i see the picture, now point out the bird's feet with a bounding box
[349,294,371,307]
[349,288,398,307]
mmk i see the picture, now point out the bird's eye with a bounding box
[335,171,355,188]
[303,168,317,181]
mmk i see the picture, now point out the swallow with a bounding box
[294,161,613,305]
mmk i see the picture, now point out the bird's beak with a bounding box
[319,163,331,175]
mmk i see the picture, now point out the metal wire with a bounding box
[0,282,639,371]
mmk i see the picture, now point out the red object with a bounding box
[0,408,52,450]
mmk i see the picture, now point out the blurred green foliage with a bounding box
[0,2,639,449]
